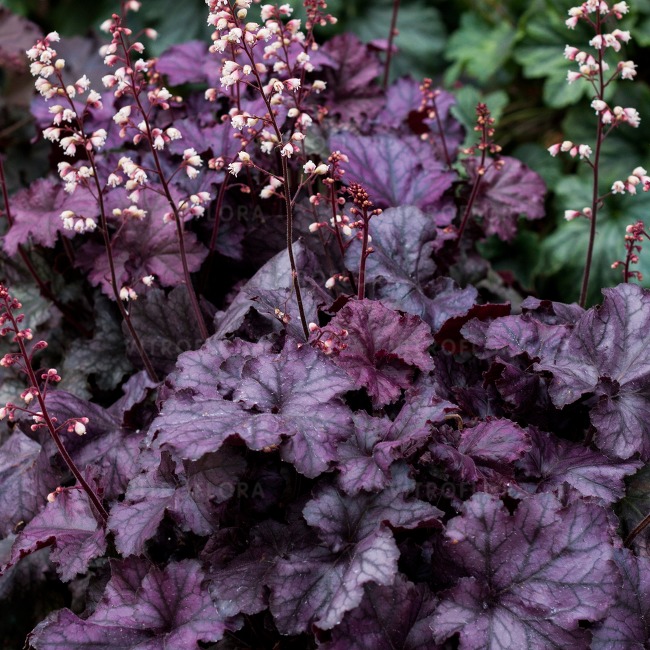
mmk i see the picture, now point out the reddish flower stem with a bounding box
[239,38,309,340]
[579,22,606,308]
[382,0,400,90]
[117,31,209,342]
[48,70,160,383]
[1,292,108,525]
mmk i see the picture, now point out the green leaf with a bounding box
[450,86,509,150]
[350,1,447,81]
[540,174,650,305]
[444,12,516,85]
[513,5,593,108]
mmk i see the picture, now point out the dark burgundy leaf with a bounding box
[464,155,546,241]
[0,432,59,536]
[377,78,463,159]
[28,558,228,648]
[4,488,106,582]
[535,284,650,459]
[315,299,434,407]
[431,493,619,648]
[151,341,354,477]
[591,548,650,648]
[322,575,439,650]
[517,426,641,503]
[330,132,455,210]
[436,303,511,353]
[337,380,456,494]
[124,286,205,375]
[312,33,383,121]
[269,465,440,634]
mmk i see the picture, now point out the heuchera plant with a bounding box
[1,0,650,648]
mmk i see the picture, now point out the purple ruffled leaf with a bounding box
[462,314,570,361]
[457,418,531,464]
[41,390,144,502]
[3,179,97,255]
[591,548,650,648]
[208,520,298,618]
[311,33,383,122]
[322,575,439,650]
[151,341,354,477]
[425,277,479,334]
[330,132,455,210]
[517,427,642,504]
[337,381,456,494]
[336,412,396,494]
[270,465,440,634]
[431,492,619,648]
[109,448,243,556]
[157,40,210,85]
[315,299,434,407]
[77,189,208,296]
[377,78,463,159]
[3,488,106,583]
[464,155,546,241]
[427,418,530,490]
[270,529,399,634]
[0,431,59,536]
[232,342,355,477]
[520,296,584,326]
[304,464,442,552]
[535,283,650,459]
[166,336,274,399]
[345,206,438,320]
[28,558,228,649]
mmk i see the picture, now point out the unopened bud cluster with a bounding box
[0,285,89,448]
[612,220,649,281]
[308,322,349,356]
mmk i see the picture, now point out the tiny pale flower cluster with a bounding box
[565,1,629,30]
[611,166,650,194]
[547,140,593,159]
[611,220,649,280]
[205,0,332,163]
[163,192,212,223]
[27,32,109,164]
